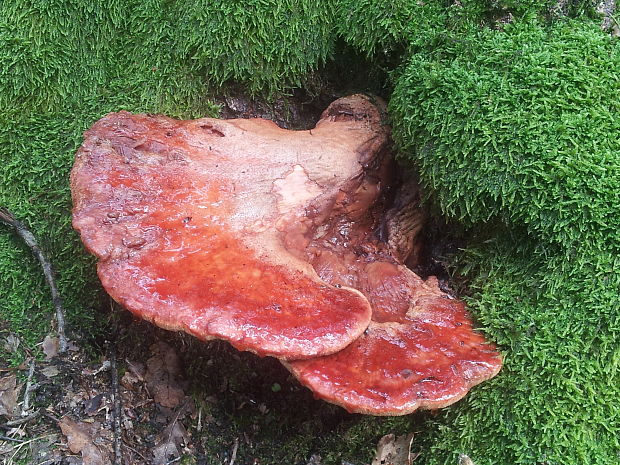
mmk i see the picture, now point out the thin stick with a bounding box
[21,360,36,416]
[36,460,57,465]
[0,208,67,353]
[229,438,239,465]
[2,410,41,428]
[9,433,57,462]
[122,443,148,462]
[0,435,25,443]
[109,345,123,465]
[196,406,202,432]
[155,400,190,465]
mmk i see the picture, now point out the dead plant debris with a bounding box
[58,417,113,465]
[371,433,418,465]
[0,374,20,419]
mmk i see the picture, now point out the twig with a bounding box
[43,412,60,423]
[9,433,57,462]
[157,400,190,464]
[2,410,41,428]
[229,437,239,465]
[406,433,415,464]
[196,406,202,432]
[21,359,36,416]
[0,208,68,353]
[109,345,123,465]
[122,443,148,462]
[36,460,57,465]
[0,435,25,443]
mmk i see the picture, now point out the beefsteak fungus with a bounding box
[71,95,501,414]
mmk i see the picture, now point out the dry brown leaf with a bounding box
[3,333,20,353]
[41,366,61,378]
[58,417,112,465]
[121,360,145,390]
[120,371,140,390]
[145,342,185,408]
[127,360,146,380]
[42,335,60,359]
[371,433,417,465]
[152,420,189,465]
[306,454,322,465]
[0,374,20,418]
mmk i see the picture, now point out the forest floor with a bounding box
[0,315,432,465]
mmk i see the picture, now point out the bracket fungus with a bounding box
[71,94,501,415]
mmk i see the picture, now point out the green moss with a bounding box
[0,0,340,349]
[335,0,447,56]
[391,19,620,252]
[0,0,337,112]
[0,0,291,349]
[388,16,620,465]
[0,110,99,346]
[174,0,336,94]
[3,1,620,463]
[407,235,620,464]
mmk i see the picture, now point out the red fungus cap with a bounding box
[72,94,502,414]
[71,95,390,359]
[285,189,502,415]
[286,272,502,415]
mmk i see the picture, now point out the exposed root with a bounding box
[109,344,123,465]
[21,360,36,416]
[0,208,68,353]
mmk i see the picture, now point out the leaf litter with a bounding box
[42,335,60,360]
[0,374,20,419]
[3,320,415,465]
[0,327,200,463]
[58,417,112,465]
[371,433,418,465]
[152,415,191,465]
[145,341,187,409]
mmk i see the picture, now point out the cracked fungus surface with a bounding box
[71,98,385,360]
